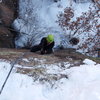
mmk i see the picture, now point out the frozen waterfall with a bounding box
[13,0,91,49]
[13,0,69,48]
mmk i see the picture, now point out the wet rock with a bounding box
[69,37,79,45]
[0,0,18,26]
[2,0,18,19]
[0,26,15,48]
[0,0,19,48]
[0,4,14,26]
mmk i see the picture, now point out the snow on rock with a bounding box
[0,59,100,100]
[0,62,11,89]
[22,58,30,62]
[83,59,96,65]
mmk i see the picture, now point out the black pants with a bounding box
[30,45,53,54]
[30,45,41,52]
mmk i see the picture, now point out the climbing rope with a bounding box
[0,52,28,95]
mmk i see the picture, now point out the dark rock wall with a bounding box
[0,0,19,48]
[0,26,14,48]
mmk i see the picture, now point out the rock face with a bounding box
[0,26,15,48]
[0,4,14,26]
[0,0,18,48]
[0,0,18,26]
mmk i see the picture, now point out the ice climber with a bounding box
[30,34,55,54]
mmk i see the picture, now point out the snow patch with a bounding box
[83,59,96,65]
[0,59,100,100]
[22,58,30,62]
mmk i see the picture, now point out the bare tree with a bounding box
[58,6,100,57]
